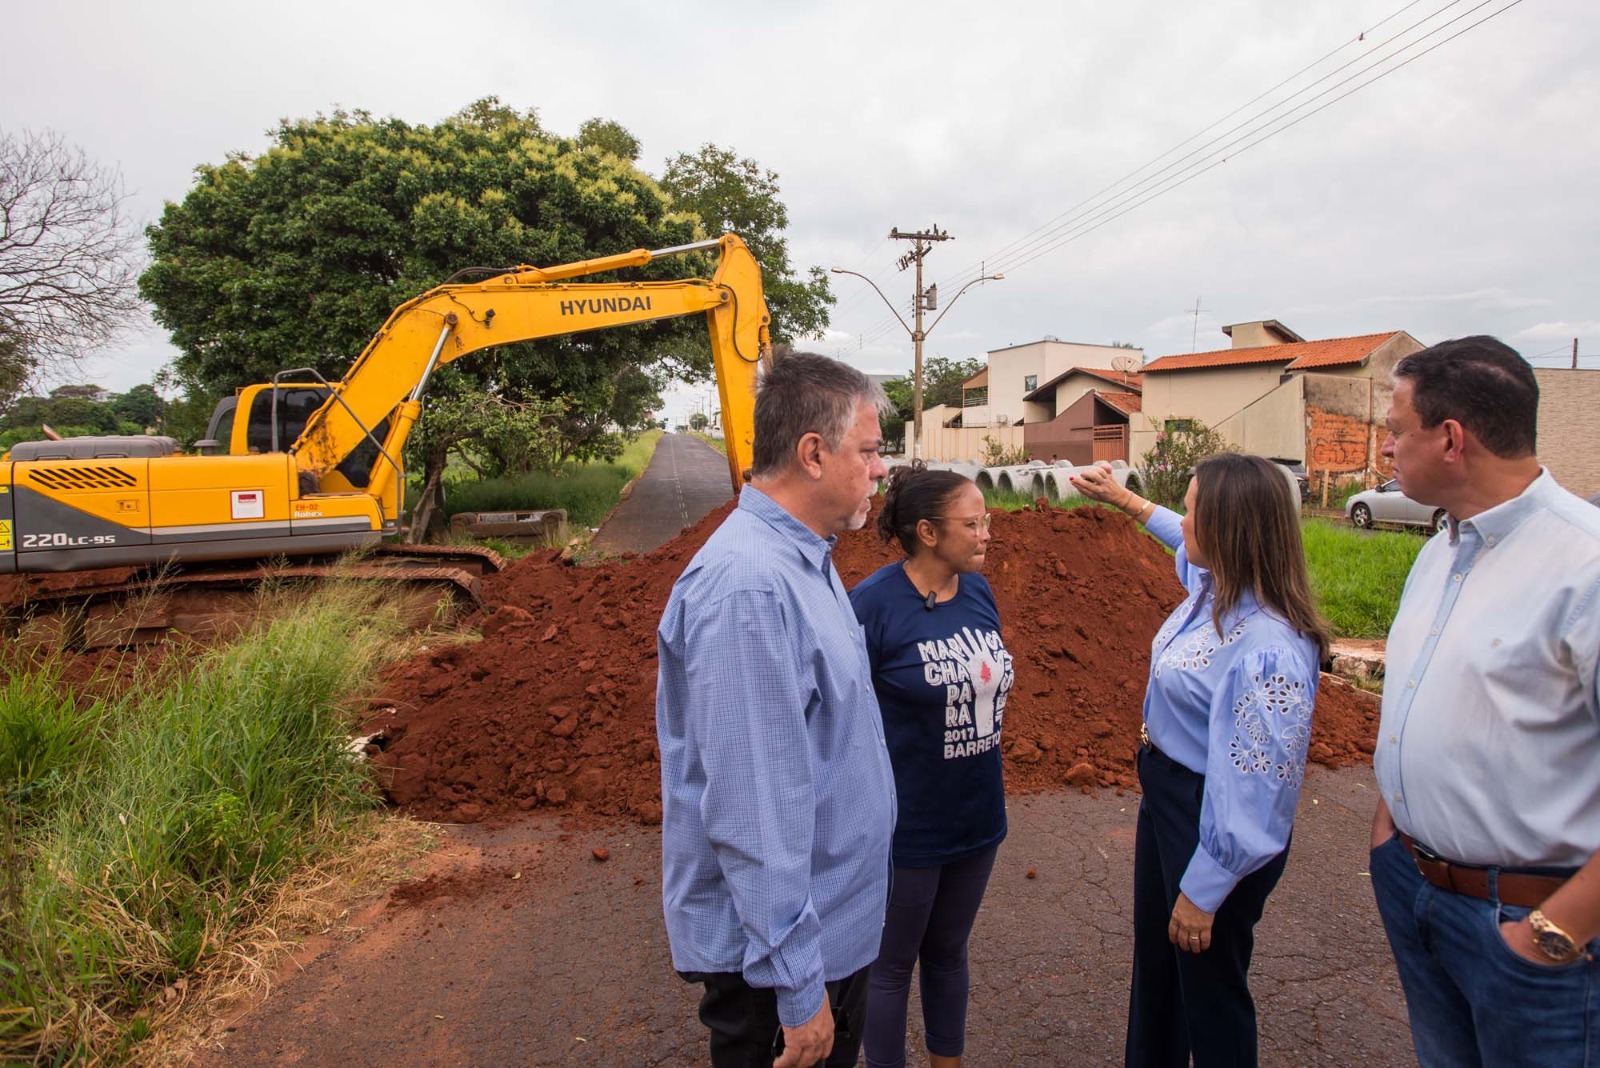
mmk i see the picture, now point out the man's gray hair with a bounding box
[750,351,889,478]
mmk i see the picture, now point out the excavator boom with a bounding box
[295,234,769,502]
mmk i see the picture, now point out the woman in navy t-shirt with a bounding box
[850,462,1013,1068]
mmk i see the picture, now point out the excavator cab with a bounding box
[199,384,387,491]
[199,384,330,457]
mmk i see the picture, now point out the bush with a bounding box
[1138,420,1232,510]
[440,431,661,528]
[980,435,1029,467]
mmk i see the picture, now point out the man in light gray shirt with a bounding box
[1370,335,1600,1067]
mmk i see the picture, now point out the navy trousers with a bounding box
[1126,743,1289,1068]
[864,844,1000,1068]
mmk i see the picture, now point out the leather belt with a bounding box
[1399,833,1571,909]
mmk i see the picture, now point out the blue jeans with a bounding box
[863,844,999,1068]
[1370,832,1600,1067]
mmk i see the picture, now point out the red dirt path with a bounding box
[370,501,1379,825]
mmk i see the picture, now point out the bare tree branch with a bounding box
[0,128,143,387]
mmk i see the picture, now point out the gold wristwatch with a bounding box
[1528,909,1583,963]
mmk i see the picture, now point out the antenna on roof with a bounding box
[1188,296,1209,353]
[1110,353,1140,385]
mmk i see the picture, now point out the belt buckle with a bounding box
[1410,837,1443,863]
[1139,723,1150,748]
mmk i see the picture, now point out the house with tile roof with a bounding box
[1019,366,1145,463]
[1131,321,1424,489]
[918,337,1144,461]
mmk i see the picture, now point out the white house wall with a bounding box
[984,341,1139,427]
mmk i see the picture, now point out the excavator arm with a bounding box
[293,234,770,502]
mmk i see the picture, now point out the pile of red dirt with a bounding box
[370,501,1379,825]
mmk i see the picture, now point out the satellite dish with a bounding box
[1111,354,1141,373]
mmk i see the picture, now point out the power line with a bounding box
[834,0,1528,355]
[935,0,1458,287]
[834,0,1495,355]
[976,0,1528,280]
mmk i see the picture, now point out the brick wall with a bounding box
[1535,369,1600,498]
[1305,405,1392,494]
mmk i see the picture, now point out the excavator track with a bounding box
[1,545,507,651]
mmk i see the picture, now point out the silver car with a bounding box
[1346,479,1449,533]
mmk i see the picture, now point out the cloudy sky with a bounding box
[3,0,1594,428]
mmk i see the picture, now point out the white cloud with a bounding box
[1515,322,1600,343]
[1382,291,1555,313]
[2,0,1594,396]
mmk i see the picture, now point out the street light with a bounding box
[830,267,1003,457]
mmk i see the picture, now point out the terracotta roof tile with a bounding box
[1142,332,1400,373]
[1096,391,1143,416]
[1023,366,1144,401]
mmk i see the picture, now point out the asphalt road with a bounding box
[589,434,734,556]
[190,766,1416,1067]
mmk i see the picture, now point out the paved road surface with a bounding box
[191,766,1415,1067]
[589,434,733,556]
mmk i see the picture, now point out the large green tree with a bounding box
[0,328,27,411]
[660,144,833,346]
[139,100,708,474]
[877,355,984,448]
[111,383,163,429]
[879,356,985,419]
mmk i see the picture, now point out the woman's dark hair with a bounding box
[1392,335,1537,459]
[877,460,974,555]
[1192,453,1330,660]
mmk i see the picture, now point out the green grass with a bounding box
[1301,518,1424,638]
[691,432,727,455]
[980,487,1101,513]
[441,430,663,528]
[0,582,408,1064]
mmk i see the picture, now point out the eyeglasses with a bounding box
[931,514,991,532]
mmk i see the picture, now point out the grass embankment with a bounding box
[984,488,1097,513]
[690,432,726,455]
[1301,518,1424,639]
[0,584,419,1064]
[441,430,663,529]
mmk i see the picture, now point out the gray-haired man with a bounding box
[657,352,897,1067]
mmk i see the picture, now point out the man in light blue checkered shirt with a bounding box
[658,353,897,1068]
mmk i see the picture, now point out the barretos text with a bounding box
[918,627,1012,760]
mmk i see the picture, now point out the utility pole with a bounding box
[1575,337,1580,370]
[890,225,953,457]
[832,229,1001,459]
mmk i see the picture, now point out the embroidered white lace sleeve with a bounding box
[1180,644,1317,913]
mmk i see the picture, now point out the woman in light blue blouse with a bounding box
[1071,454,1330,1068]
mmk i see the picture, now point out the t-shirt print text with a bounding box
[918,627,1013,759]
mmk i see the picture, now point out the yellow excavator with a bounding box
[0,234,770,617]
